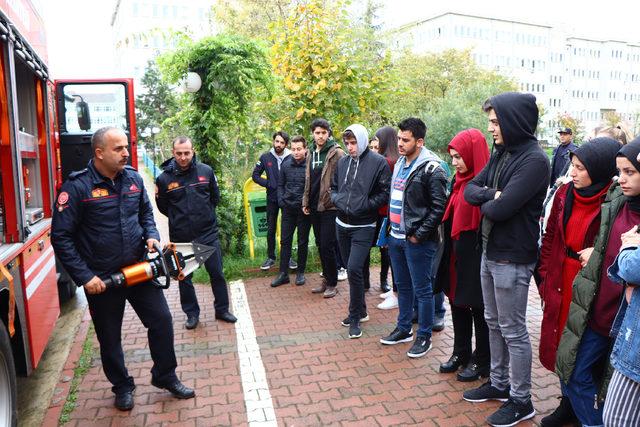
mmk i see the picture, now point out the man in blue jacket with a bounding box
[463,93,550,426]
[156,137,236,329]
[252,131,295,271]
[52,127,194,411]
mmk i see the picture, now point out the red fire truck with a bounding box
[0,2,138,424]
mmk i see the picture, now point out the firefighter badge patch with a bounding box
[91,188,109,198]
[58,191,69,205]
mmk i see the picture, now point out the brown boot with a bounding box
[311,279,328,294]
[323,286,338,298]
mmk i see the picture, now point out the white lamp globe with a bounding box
[183,72,202,93]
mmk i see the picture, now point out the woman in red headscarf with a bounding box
[435,129,491,382]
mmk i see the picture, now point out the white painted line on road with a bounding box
[229,280,277,426]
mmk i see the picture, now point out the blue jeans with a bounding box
[561,326,609,427]
[389,236,437,337]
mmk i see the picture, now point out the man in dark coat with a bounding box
[156,136,237,330]
[550,127,577,186]
[463,93,550,426]
[252,131,294,270]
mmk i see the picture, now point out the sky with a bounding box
[38,0,640,79]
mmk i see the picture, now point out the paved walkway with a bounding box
[44,167,559,426]
[44,271,559,426]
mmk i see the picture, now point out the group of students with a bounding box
[252,91,639,427]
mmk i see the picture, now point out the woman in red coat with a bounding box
[536,137,621,426]
[435,129,491,381]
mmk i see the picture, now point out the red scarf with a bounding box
[443,129,490,240]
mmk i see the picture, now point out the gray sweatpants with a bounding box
[481,254,535,404]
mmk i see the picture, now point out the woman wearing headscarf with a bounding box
[536,137,621,426]
[435,129,491,382]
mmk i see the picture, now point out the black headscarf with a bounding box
[563,138,620,226]
[571,137,621,197]
[617,138,640,212]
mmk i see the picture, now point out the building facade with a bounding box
[387,12,640,141]
[111,0,215,89]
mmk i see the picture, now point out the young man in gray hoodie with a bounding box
[331,124,390,338]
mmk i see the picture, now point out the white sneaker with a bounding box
[337,268,348,281]
[377,294,398,310]
[380,290,394,299]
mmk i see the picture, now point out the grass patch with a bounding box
[194,232,382,282]
[58,326,96,425]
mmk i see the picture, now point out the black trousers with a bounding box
[365,216,391,289]
[337,224,375,321]
[279,207,311,273]
[179,238,230,317]
[451,304,490,366]
[310,210,338,286]
[86,283,178,394]
[266,201,279,260]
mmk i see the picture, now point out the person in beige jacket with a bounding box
[302,118,344,298]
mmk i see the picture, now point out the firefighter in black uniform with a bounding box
[155,136,237,330]
[51,127,194,411]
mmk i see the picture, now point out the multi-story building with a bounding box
[387,12,640,141]
[111,0,215,89]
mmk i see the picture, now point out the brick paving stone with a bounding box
[46,167,561,425]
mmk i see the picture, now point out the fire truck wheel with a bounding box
[0,325,17,427]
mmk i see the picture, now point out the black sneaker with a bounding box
[407,335,432,358]
[457,362,490,382]
[341,314,369,327]
[380,327,413,345]
[289,258,298,270]
[348,322,362,339]
[540,396,578,427]
[260,258,276,270]
[487,398,535,427]
[463,381,510,403]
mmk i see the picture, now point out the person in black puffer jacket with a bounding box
[271,136,311,287]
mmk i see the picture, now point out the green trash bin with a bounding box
[247,192,269,237]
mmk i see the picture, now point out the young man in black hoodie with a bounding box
[330,124,390,339]
[271,136,310,287]
[252,131,295,271]
[463,93,550,426]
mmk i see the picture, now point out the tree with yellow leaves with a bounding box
[269,0,393,134]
